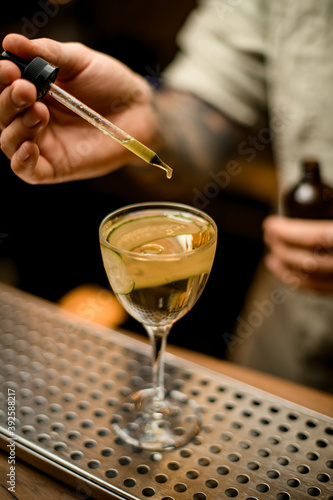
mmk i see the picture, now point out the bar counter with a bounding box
[1,357,333,499]
[0,284,332,499]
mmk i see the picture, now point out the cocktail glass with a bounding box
[99,202,217,450]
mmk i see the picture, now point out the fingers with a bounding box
[265,253,333,292]
[10,141,40,182]
[263,215,333,271]
[263,215,333,248]
[0,78,37,128]
[10,141,58,185]
[3,33,65,66]
[2,33,91,81]
[0,76,49,161]
[263,216,333,292]
[0,60,21,93]
[266,237,333,274]
[1,102,48,158]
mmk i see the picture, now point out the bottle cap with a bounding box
[0,51,59,100]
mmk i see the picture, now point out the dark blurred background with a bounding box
[0,0,276,357]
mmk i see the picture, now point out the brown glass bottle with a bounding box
[283,159,333,219]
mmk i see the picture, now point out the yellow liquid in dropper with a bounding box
[122,138,173,179]
[100,129,173,179]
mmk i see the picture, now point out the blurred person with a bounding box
[0,0,332,392]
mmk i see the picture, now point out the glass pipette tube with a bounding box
[48,83,172,179]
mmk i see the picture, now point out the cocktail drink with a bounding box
[99,202,217,450]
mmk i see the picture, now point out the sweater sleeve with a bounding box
[164,0,268,129]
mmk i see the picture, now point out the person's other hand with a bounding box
[263,215,333,292]
[0,34,157,183]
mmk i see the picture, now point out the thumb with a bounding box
[2,33,92,81]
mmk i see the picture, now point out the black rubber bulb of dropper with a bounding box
[0,51,59,100]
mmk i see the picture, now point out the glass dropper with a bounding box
[0,50,173,179]
[48,83,172,178]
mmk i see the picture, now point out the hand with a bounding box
[0,34,157,183]
[263,215,333,292]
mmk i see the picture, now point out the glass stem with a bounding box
[144,325,171,404]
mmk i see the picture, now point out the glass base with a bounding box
[111,388,201,450]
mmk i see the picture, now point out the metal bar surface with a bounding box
[0,284,332,499]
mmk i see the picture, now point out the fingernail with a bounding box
[23,114,41,129]
[31,118,41,128]
[18,145,30,162]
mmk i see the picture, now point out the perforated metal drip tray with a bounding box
[0,284,332,500]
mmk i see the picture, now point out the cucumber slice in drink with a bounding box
[106,214,203,251]
[130,249,215,289]
[100,244,134,295]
